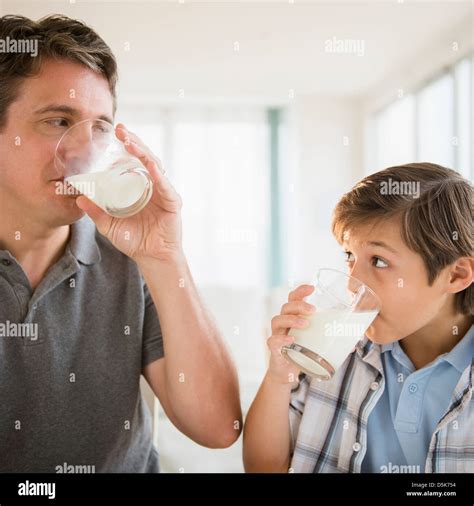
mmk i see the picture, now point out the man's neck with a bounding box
[0,212,70,291]
[400,306,472,371]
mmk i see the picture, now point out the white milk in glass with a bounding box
[65,166,149,213]
[287,309,378,377]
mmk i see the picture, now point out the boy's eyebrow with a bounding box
[33,104,113,125]
[343,240,399,254]
[366,241,398,254]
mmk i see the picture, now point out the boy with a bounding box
[243,163,473,473]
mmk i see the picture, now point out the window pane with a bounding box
[172,113,270,288]
[374,95,415,169]
[455,57,472,179]
[417,74,454,167]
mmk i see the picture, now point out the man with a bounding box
[0,14,241,472]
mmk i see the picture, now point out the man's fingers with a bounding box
[75,195,111,233]
[115,124,183,213]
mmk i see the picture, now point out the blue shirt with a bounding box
[361,324,474,473]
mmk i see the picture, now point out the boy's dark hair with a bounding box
[332,162,473,316]
[0,14,118,130]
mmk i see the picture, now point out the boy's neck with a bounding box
[400,308,472,371]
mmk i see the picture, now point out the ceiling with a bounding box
[2,0,472,102]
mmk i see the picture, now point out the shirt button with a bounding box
[370,381,380,391]
[2,259,12,266]
[409,383,418,393]
[352,442,361,452]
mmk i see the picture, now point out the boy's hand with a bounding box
[266,284,316,385]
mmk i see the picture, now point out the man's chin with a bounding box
[44,197,87,226]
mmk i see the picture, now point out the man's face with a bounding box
[0,58,114,227]
[342,217,453,344]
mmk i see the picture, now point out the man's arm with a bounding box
[139,254,242,449]
[76,124,242,448]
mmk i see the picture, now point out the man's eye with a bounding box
[92,124,109,134]
[373,257,388,268]
[45,118,69,128]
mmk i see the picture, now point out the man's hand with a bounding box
[76,123,183,263]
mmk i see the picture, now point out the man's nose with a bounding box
[62,125,99,175]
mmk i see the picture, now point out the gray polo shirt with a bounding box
[0,217,164,472]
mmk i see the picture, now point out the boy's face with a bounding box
[0,58,114,227]
[343,217,455,344]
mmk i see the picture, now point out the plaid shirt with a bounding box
[289,334,474,473]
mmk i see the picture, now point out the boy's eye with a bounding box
[343,250,354,263]
[373,257,388,268]
[343,251,388,268]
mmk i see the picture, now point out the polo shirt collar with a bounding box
[68,217,101,265]
[442,324,473,374]
[380,323,474,374]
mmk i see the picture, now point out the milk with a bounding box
[65,166,149,214]
[286,309,378,377]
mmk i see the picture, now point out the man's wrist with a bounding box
[135,250,188,278]
[135,249,186,268]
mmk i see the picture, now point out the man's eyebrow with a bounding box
[33,104,113,125]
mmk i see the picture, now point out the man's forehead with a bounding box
[20,59,114,121]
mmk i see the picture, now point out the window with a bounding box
[417,73,454,167]
[369,54,473,179]
[117,106,271,288]
[455,57,472,179]
[374,95,415,169]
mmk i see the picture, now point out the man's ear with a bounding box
[447,257,474,294]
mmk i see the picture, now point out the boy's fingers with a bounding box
[288,284,315,302]
[281,301,316,316]
[271,314,309,335]
[267,334,294,354]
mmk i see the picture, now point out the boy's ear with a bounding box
[446,257,474,294]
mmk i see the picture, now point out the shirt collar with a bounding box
[441,324,474,374]
[380,323,474,374]
[67,217,101,266]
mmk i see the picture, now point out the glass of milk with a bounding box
[281,268,380,381]
[54,119,154,218]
